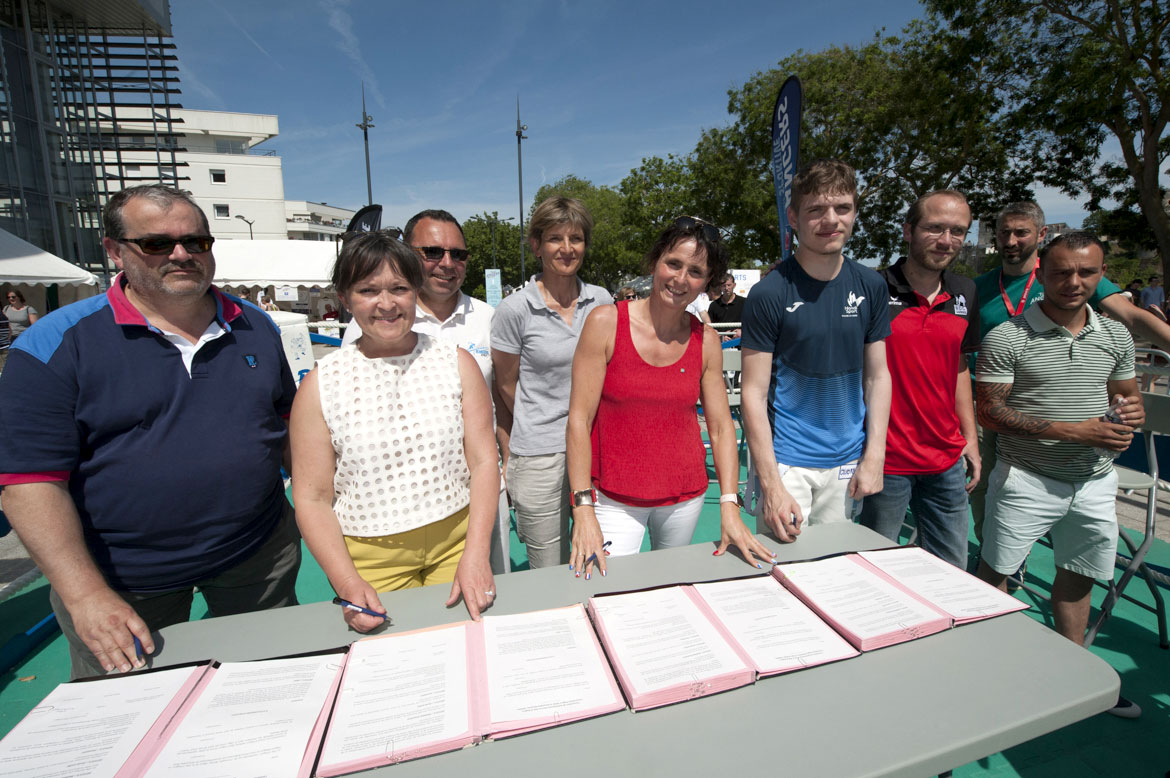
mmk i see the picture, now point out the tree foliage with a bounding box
[929,0,1170,273]
[616,24,1037,264]
[461,211,524,297]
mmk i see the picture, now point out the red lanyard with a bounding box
[999,266,1037,317]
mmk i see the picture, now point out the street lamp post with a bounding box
[356,83,375,206]
[468,213,515,268]
[234,214,255,239]
[516,98,528,281]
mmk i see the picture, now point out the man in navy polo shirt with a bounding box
[0,185,300,679]
[859,190,980,567]
[742,159,891,540]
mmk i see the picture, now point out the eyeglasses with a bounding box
[618,294,637,301]
[919,224,968,240]
[116,235,215,255]
[673,216,722,244]
[414,246,470,263]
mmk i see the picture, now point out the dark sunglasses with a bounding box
[414,246,470,263]
[673,216,721,244]
[116,235,215,255]
[618,294,637,301]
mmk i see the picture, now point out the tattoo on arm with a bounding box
[976,382,1053,438]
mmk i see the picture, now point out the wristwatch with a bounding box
[571,488,596,508]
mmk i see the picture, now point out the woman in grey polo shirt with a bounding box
[491,197,613,568]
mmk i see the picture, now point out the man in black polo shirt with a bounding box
[859,190,980,567]
[707,272,745,340]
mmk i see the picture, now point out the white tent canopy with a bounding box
[0,228,99,287]
[211,239,338,289]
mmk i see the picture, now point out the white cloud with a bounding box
[176,62,224,108]
[319,0,387,109]
[208,0,285,70]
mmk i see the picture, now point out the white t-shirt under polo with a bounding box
[976,304,1134,483]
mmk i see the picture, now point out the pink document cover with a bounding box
[299,654,349,778]
[314,624,481,777]
[683,579,859,677]
[587,590,755,711]
[855,547,1029,625]
[113,663,216,778]
[771,556,951,651]
[479,604,626,738]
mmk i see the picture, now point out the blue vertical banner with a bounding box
[771,76,802,261]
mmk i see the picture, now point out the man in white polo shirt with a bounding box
[975,231,1144,718]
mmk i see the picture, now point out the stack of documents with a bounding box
[773,547,1027,650]
[0,653,345,778]
[315,604,624,774]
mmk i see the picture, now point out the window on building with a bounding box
[214,204,230,219]
[210,169,226,184]
[215,139,246,155]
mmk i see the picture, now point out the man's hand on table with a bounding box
[69,587,152,673]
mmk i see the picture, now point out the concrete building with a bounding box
[286,200,354,242]
[162,109,287,241]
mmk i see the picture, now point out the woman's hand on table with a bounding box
[335,578,388,633]
[713,502,777,569]
[448,554,496,621]
[569,507,608,580]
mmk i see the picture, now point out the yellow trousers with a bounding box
[344,506,469,592]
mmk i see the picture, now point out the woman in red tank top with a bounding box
[565,218,777,578]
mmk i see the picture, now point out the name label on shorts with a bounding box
[838,463,856,481]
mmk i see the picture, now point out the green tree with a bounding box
[462,211,524,296]
[687,24,1035,263]
[530,175,640,290]
[619,154,698,253]
[929,0,1170,274]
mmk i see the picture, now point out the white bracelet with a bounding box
[719,493,739,504]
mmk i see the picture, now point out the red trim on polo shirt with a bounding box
[107,273,243,328]
[0,471,70,485]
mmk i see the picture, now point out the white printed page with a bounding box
[0,666,198,778]
[144,654,340,777]
[692,577,858,671]
[858,547,1026,621]
[590,587,748,696]
[319,624,471,767]
[483,605,621,726]
[777,556,946,641]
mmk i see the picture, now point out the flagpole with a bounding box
[357,83,375,207]
[516,97,528,282]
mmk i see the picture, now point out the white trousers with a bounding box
[593,491,706,557]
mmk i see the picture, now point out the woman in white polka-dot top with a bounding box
[290,232,499,631]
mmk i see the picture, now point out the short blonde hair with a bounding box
[528,196,593,248]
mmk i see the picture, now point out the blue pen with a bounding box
[585,541,612,567]
[133,635,143,661]
[332,596,388,620]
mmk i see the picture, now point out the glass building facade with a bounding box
[0,0,182,273]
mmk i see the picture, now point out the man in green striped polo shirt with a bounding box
[975,232,1145,717]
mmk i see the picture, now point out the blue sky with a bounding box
[171,0,1110,243]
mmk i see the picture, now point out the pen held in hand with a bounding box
[332,596,389,621]
[585,540,613,567]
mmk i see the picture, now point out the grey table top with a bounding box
[153,523,1119,778]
